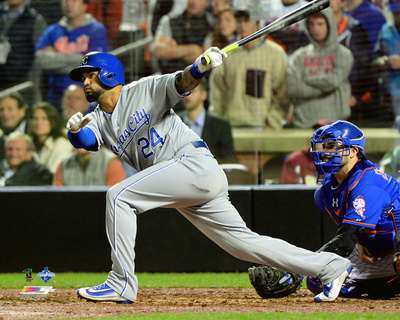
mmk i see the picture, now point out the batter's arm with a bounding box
[174,66,201,95]
[317,223,363,257]
[66,112,98,151]
[175,47,227,95]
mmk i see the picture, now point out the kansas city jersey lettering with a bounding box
[111,108,151,156]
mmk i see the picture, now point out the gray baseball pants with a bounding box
[104,144,351,301]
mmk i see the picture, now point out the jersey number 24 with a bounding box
[138,127,164,159]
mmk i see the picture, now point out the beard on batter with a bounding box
[85,88,104,103]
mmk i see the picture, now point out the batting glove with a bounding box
[195,47,227,73]
[66,112,93,133]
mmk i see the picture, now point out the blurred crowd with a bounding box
[1,0,400,187]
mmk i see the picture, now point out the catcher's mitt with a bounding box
[248,265,303,298]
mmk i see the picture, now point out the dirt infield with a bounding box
[1,288,399,319]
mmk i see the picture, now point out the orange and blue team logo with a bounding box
[353,195,366,220]
[37,267,55,283]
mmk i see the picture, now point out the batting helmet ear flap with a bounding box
[99,70,120,88]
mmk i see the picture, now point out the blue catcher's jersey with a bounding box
[315,160,400,257]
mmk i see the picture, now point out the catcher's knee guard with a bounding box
[248,265,303,299]
[306,276,323,295]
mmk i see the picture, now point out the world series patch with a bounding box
[37,267,55,283]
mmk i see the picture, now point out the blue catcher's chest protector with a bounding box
[315,160,400,257]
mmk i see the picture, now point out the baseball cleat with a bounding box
[77,283,133,303]
[313,266,351,302]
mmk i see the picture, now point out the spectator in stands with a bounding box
[211,6,238,49]
[287,8,353,129]
[53,146,126,186]
[372,0,400,119]
[0,92,28,136]
[153,0,214,74]
[150,0,174,37]
[210,9,289,129]
[34,0,108,110]
[263,0,309,56]
[178,78,237,164]
[212,0,232,16]
[329,0,373,122]
[60,84,91,123]
[28,101,73,173]
[86,0,122,45]
[280,146,317,185]
[0,132,53,186]
[370,0,391,21]
[30,0,62,25]
[0,92,29,161]
[0,0,47,90]
[280,120,333,185]
[344,0,386,56]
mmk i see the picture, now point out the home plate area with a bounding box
[0,288,400,319]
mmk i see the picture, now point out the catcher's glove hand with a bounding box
[248,265,303,298]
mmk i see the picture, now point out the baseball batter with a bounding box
[307,120,400,298]
[66,49,351,303]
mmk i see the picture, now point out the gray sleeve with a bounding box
[35,50,83,75]
[154,14,172,39]
[155,71,187,110]
[302,47,354,93]
[32,14,48,44]
[287,50,324,99]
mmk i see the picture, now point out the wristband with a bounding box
[190,63,205,79]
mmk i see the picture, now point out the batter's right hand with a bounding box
[66,112,92,133]
[196,47,227,72]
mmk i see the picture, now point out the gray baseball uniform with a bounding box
[84,71,351,302]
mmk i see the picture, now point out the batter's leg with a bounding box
[178,195,350,285]
[103,150,227,301]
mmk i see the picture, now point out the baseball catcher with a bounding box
[248,265,303,298]
[307,120,400,299]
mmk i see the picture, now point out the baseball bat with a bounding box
[201,0,330,66]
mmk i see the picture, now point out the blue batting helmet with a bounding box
[69,51,125,88]
[310,120,366,183]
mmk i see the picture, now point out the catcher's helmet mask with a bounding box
[310,120,366,183]
[69,51,125,88]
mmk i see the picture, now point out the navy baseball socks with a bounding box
[314,266,352,302]
[77,283,133,303]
